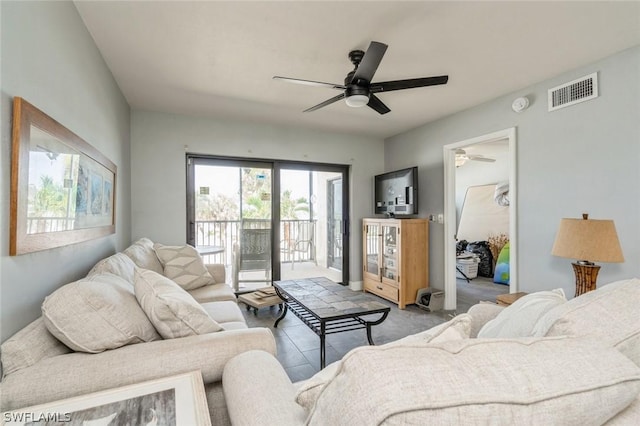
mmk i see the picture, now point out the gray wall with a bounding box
[385,46,640,297]
[130,110,384,286]
[0,1,131,341]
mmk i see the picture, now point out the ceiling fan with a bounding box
[455,149,496,167]
[273,41,448,115]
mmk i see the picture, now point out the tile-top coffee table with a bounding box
[273,277,390,368]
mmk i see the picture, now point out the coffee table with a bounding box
[273,277,390,368]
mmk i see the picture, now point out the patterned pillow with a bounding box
[153,243,215,290]
[134,269,223,339]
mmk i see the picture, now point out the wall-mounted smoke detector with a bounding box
[548,72,598,112]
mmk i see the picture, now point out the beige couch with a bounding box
[223,278,640,425]
[0,238,276,426]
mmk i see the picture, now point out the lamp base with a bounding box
[571,262,600,297]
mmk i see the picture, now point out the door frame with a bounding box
[186,154,350,285]
[442,127,518,310]
[326,176,343,270]
[274,161,350,285]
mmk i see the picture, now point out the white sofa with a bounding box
[223,278,640,425]
[0,238,276,426]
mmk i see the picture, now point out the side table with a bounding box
[496,292,528,306]
[237,287,283,314]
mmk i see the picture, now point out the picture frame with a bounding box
[1,371,211,425]
[10,97,117,255]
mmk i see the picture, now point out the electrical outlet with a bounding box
[437,214,444,224]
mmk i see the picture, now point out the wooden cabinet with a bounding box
[362,218,429,309]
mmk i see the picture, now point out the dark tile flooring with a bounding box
[240,277,508,382]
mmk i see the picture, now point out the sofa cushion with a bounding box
[307,337,640,425]
[0,318,71,378]
[188,283,236,303]
[87,252,137,284]
[134,269,223,339]
[201,301,247,325]
[532,278,640,367]
[478,289,567,338]
[295,314,472,411]
[42,273,160,353]
[123,237,164,274]
[153,243,216,290]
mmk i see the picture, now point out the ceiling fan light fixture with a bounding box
[345,94,369,108]
[455,156,467,168]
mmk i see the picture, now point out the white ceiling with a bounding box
[74,1,640,139]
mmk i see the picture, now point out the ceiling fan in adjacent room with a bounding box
[455,149,496,168]
[273,41,448,115]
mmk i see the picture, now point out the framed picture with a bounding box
[1,371,211,425]
[10,97,117,255]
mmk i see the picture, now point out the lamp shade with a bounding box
[551,216,624,263]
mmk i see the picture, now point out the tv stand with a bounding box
[362,218,429,309]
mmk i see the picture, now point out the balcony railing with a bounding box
[195,219,316,265]
[26,217,75,234]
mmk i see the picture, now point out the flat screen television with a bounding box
[374,166,418,216]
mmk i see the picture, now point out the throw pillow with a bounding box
[478,288,566,338]
[134,268,223,339]
[295,314,472,411]
[307,337,640,425]
[123,237,164,274]
[153,243,215,290]
[87,252,137,285]
[41,273,161,353]
[532,278,640,366]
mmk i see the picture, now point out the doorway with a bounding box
[276,164,347,284]
[443,128,518,311]
[186,155,349,289]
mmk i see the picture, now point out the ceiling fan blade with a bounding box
[367,94,391,115]
[273,76,346,90]
[469,156,496,163]
[303,93,346,112]
[370,75,449,93]
[351,41,388,84]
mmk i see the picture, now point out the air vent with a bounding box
[548,72,598,112]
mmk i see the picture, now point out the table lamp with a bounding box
[551,214,624,296]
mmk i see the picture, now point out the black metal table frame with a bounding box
[273,285,390,369]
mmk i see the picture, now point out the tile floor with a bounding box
[239,276,507,382]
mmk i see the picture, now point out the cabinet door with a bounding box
[363,222,381,280]
[381,223,400,286]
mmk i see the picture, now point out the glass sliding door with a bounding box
[187,157,272,290]
[187,155,349,287]
[277,164,348,284]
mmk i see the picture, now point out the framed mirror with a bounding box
[10,97,117,255]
